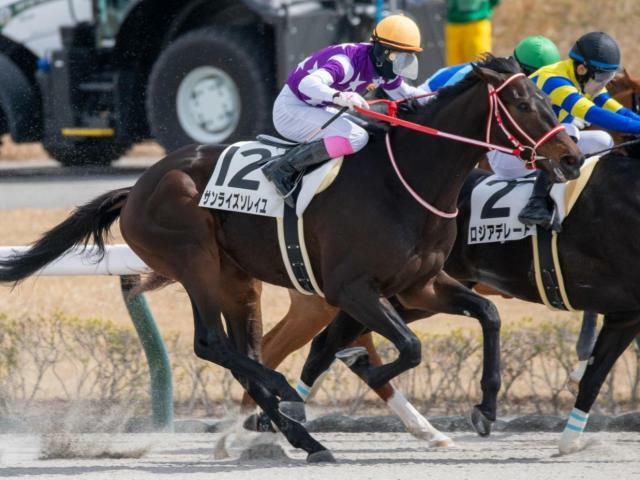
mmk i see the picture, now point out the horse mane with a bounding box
[402,54,522,120]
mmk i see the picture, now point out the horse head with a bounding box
[608,68,640,113]
[472,57,583,183]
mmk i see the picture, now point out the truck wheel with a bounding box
[146,27,273,151]
[43,139,130,167]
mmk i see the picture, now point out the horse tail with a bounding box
[0,187,131,284]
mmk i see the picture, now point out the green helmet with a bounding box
[513,35,561,75]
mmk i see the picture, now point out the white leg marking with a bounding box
[386,389,454,447]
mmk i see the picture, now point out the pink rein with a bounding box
[354,73,565,219]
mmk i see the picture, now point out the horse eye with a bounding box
[517,102,532,112]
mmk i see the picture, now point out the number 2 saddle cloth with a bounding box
[468,156,600,311]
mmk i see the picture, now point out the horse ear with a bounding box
[471,64,504,87]
[619,68,631,82]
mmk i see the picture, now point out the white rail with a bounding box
[0,245,150,276]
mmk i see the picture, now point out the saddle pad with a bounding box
[468,157,599,245]
[198,141,342,217]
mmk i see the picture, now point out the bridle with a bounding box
[353,72,565,218]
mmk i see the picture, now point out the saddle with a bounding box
[256,134,298,150]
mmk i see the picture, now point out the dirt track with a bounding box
[1,431,639,480]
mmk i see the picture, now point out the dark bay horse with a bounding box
[252,143,640,454]
[0,57,581,461]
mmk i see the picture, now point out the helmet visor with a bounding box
[592,69,616,84]
[391,52,419,80]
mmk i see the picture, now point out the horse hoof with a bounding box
[240,442,289,461]
[335,346,369,368]
[243,412,276,433]
[428,432,455,448]
[279,401,307,424]
[213,434,230,460]
[307,449,336,463]
[471,406,493,437]
[558,439,586,456]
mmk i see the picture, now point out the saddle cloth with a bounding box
[199,136,343,297]
[468,157,600,245]
[198,138,342,217]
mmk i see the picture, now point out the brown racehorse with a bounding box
[0,57,581,462]
[248,150,640,455]
[242,70,640,439]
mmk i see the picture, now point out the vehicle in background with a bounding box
[0,0,444,166]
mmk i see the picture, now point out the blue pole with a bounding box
[120,275,174,431]
[375,0,384,23]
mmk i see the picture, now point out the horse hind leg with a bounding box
[559,311,640,455]
[184,256,331,461]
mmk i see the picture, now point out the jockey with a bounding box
[263,14,428,206]
[420,35,560,91]
[514,32,640,230]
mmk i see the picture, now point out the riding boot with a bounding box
[518,170,561,232]
[262,140,332,208]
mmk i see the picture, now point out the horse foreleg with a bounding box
[348,332,450,446]
[399,271,501,437]
[302,282,423,393]
[559,312,640,455]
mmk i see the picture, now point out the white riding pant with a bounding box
[272,85,369,153]
[487,124,614,180]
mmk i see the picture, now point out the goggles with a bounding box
[591,69,616,84]
[388,51,419,80]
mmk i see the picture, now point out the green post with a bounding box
[635,335,640,351]
[120,275,174,431]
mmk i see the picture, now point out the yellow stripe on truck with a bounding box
[61,128,115,137]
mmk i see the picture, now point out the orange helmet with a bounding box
[371,14,423,53]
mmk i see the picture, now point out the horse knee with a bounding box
[400,336,422,368]
[479,301,501,332]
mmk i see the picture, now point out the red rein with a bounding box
[352,73,565,218]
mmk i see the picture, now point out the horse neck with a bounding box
[391,82,491,217]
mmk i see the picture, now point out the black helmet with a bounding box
[569,32,620,71]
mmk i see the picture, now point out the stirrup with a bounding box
[550,208,562,233]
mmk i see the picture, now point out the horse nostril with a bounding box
[561,154,582,167]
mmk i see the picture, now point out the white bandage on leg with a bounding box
[294,368,332,403]
[386,389,453,446]
[295,380,312,401]
[559,407,589,454]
